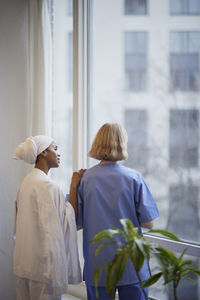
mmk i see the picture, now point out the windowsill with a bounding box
[144,233,200,257]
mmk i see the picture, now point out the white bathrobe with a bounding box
[13,168,82,296]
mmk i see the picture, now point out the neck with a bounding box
[35,161,49,175]
[99,160,118,165]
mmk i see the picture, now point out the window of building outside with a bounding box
[124,109,148,171]
[170,109,199,167]
[170,31,200,91]
[125,32,148,91]
[170,0,200,15]
[124,0,148,15]
[67,0,73,16]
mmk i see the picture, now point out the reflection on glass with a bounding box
[89,0,200,244]
[51,0,73,194]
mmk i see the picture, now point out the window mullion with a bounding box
[73,0,88,171]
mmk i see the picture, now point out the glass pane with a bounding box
[170,0,200,14]
[51,0,73,194]
[170,32,200,91]
[88,0,200,243]
[124,0,148,15]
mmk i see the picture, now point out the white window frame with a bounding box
[73,0,88,171]
[73,0,200,261]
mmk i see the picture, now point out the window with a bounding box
[124,109,148,170]
[170,0,200,15]
[125,32,148,91]
[124,0,148,15]
[169,109,199,168]
[51,0,73,193]
[170,31,200,91]
[67,0,73,16]
[53,1,200,298]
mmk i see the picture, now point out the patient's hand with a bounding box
[70,169,86,188]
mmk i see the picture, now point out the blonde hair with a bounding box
[88,123,128,161]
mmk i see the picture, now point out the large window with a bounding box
[170,0,200,15]
[52,1,200,298]
[170,31,200,91]
[125,32,148,91]
[124,0,148,15]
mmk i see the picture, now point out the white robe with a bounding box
[13,168,82,296]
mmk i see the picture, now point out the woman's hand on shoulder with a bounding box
[70,169,86,188]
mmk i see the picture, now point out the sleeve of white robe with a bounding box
[63,199,82,284]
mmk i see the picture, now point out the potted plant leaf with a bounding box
[91,218,200,300]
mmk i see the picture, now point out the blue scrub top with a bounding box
[77,163,159,286]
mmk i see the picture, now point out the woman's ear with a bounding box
[40,150,47,158]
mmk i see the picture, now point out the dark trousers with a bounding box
[86,283,149,300]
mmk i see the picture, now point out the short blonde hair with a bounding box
[88,123,128,161]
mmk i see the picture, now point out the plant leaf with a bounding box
[95,241,117,256]
[129,241,146,272]
[106,252,129,299]
[120,218,135,238]
[156,247,178,265]
[91,228,121,243]
[178,260,192,268]
[132,246,145,272]
[94,263,104,298]
[142,272,162,288]
[177,248,188,264]
[134,237,150,259]
[181,268,200,277]
[148,229,180,241]
[184,277,195,283]
[192,269,200,276]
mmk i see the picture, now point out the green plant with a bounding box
[143,246,200,300]
[91,219,200,300]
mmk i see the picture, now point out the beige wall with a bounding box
[0,0,29,299]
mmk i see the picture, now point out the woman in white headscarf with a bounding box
[13,135,84,300]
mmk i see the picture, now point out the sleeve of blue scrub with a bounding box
[135,175,159,223]
[76,182,84,227]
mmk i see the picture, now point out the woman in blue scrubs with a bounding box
[77,123,159,300]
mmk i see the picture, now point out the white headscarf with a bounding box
[13,135,54,164]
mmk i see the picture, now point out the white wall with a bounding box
[0,1,29,299]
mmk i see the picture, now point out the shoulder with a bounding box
[42,177,62,195]
[81,164,100,179]
[118,164,143,181]
[26,169,61,192]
